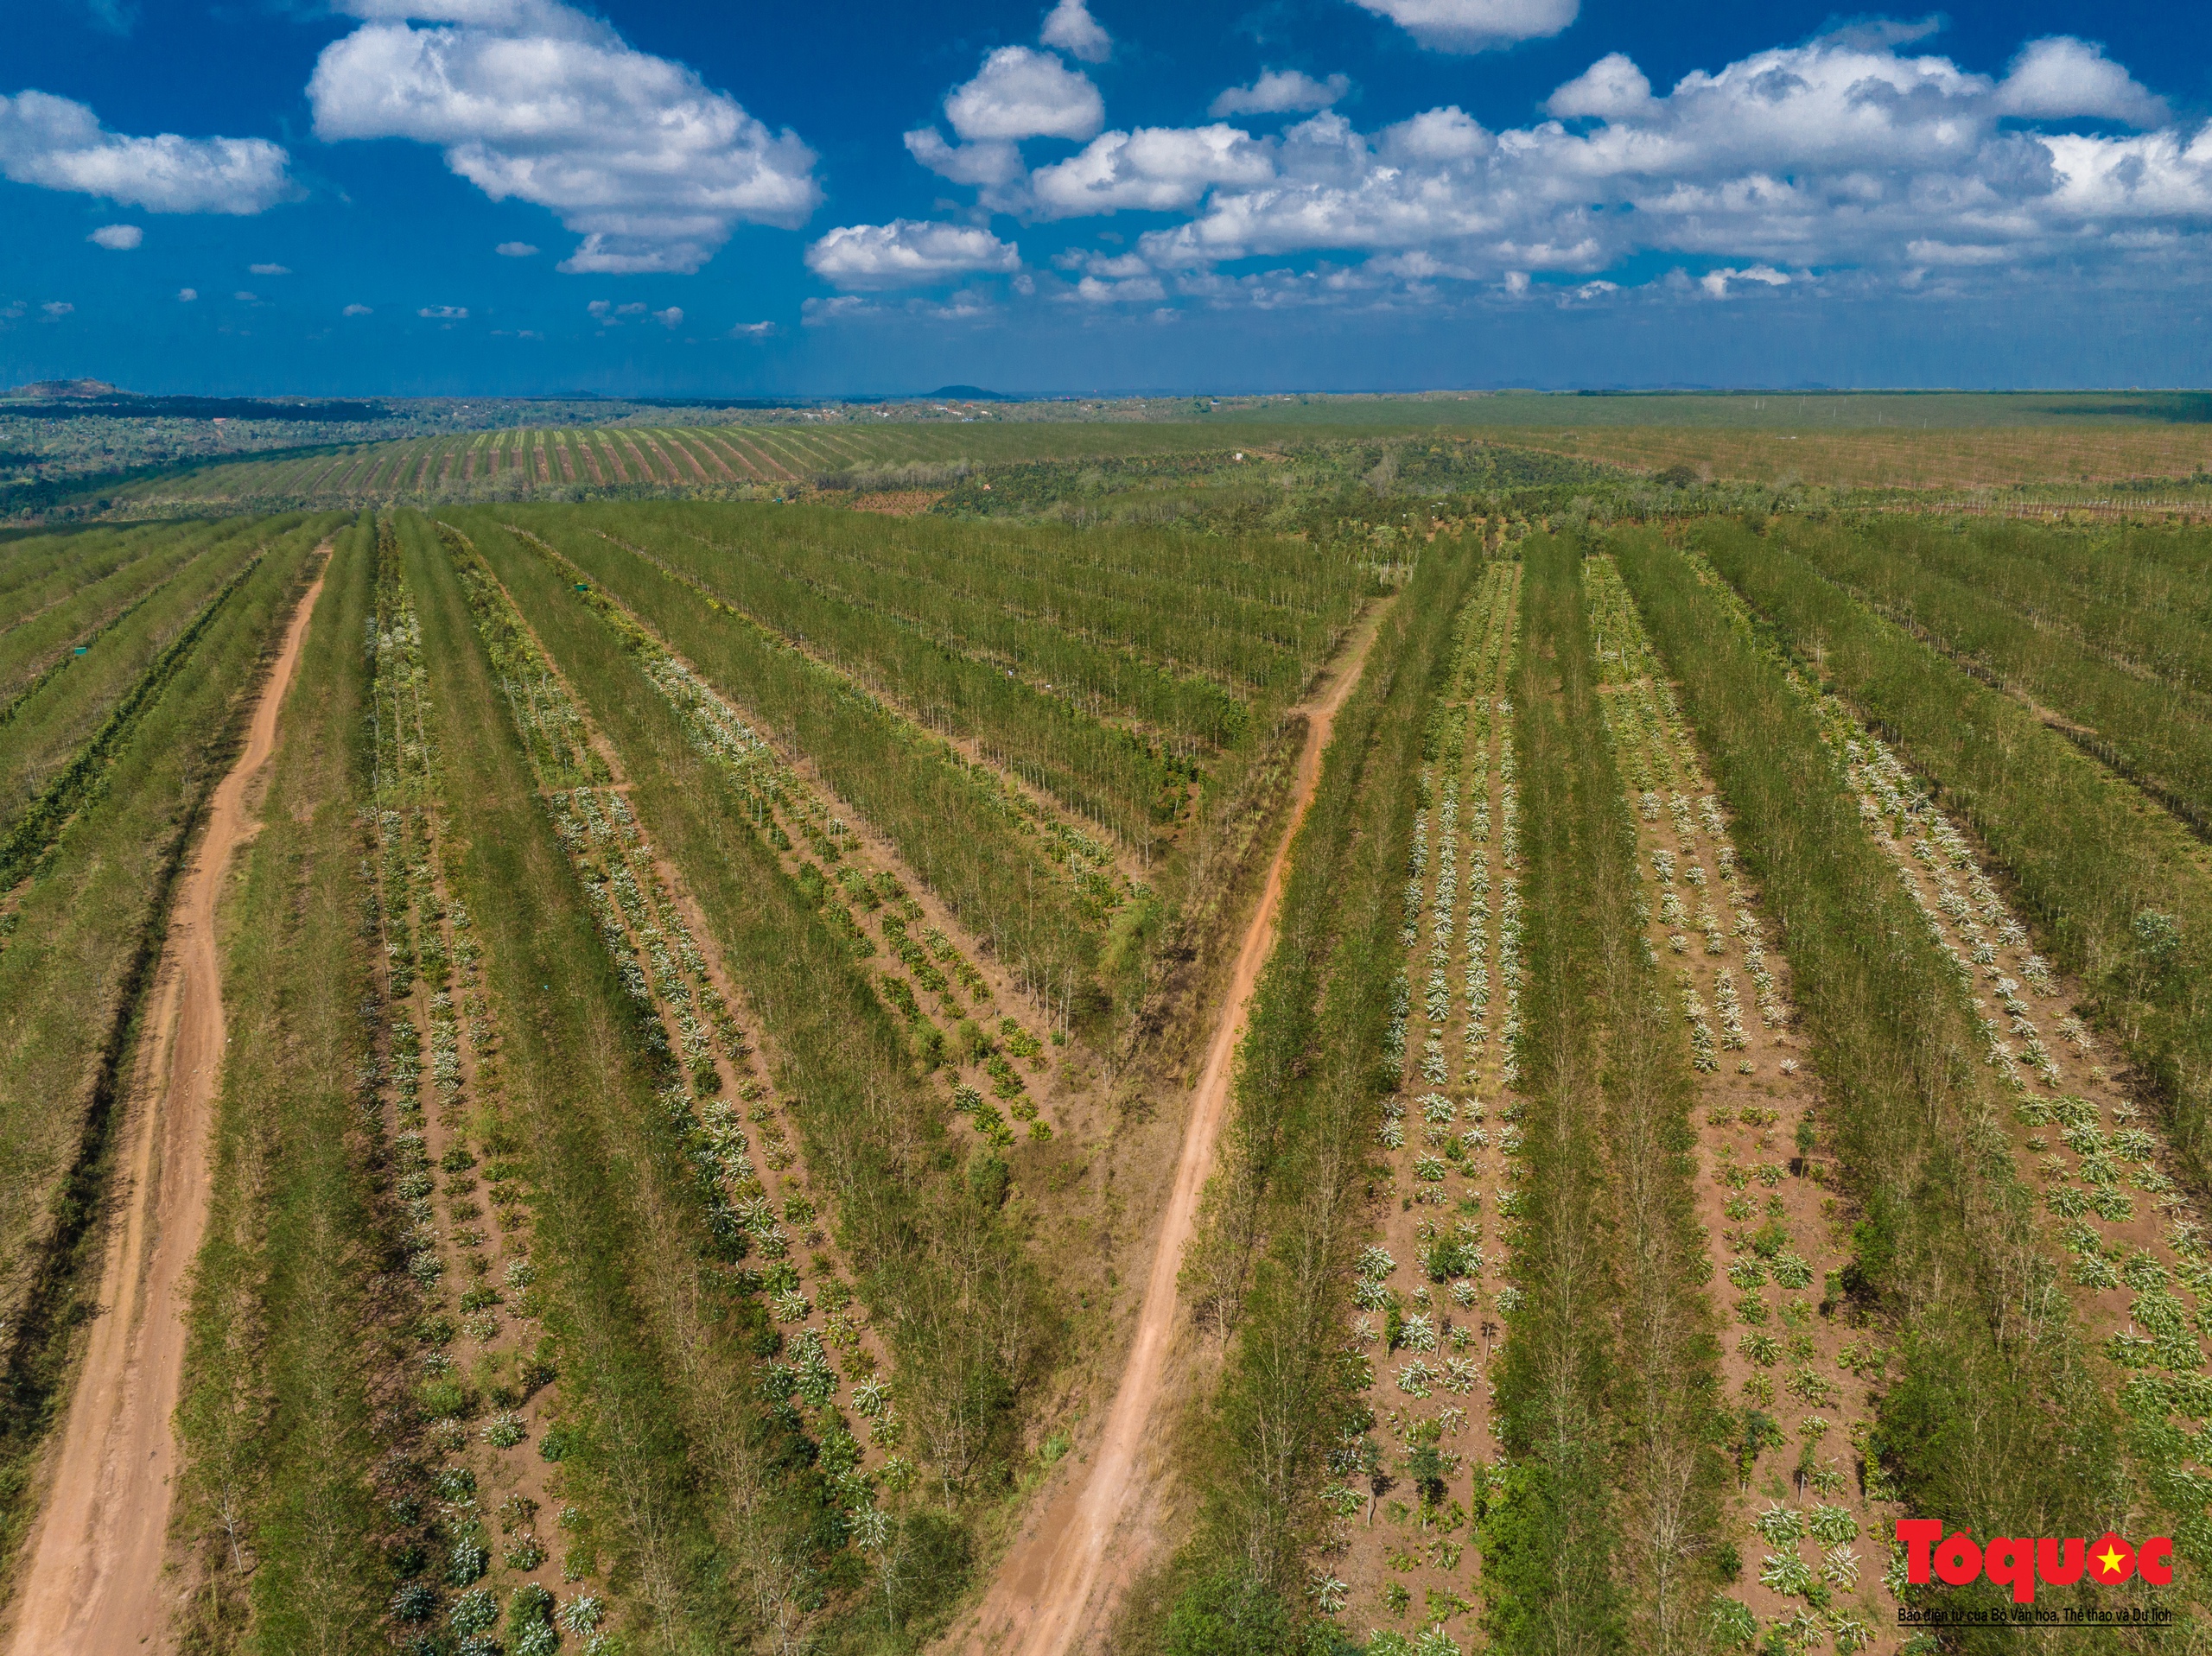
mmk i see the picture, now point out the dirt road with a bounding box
[967,601,1390,1656]
[7,562,327,1655]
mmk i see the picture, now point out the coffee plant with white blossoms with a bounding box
[1329,562,1523,1645]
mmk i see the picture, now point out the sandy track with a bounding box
[6,560,327,1656]
[965,601,1389,1656]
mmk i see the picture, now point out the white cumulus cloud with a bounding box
[1348,0,1578,54]
[176,286,197,301]
[805,219,1020,289]
[0,91,293,213]
[1117,34,2211,296]
[42,301,73,317]
[1996,37,2166,127]
[419,304,467,318]
[652,305,683,327]
[309,0,820,274]
[905,129,1027,188]
[1546,53,1653,120]
[944,47,1103,143]
[1032,125,1274,217]
[1211,70,1351,118]
[1699,263,1791,296]
[87,223,142,249]
[250,262,289,275]
[495,240,538,256]
[343,301,373,314]
[1039,0,1111,64]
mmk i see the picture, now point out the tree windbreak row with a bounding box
[1136,519,2212,1656]
[1617,528,2212,1647]
[1691,518,2212,1200]
[26,493,2212,1655]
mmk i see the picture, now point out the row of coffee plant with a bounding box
[514,508,1198,854]
[359,528,613,1653]
[440,511,1061,1635]
[1614,529,2210,1636]
[0,516,297,857]
[1478,536,1724,1653]
[1774,515,2212,842]
[422,510,1052,1631]
[0,516,261,720]
[439,518,906,1555]
[492,520,1066,1145]
[1585,551,1891,1653]
[1323,557,1520,1651]
[442,506,1121,1029]
[372,510,877,1646]
[1692,518,2212,1199]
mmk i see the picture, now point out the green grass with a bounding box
[175,513,388,1653]
[0,518,326,1581]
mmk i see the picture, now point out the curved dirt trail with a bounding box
[7,562,327,1656]
[967,600,1390,1656]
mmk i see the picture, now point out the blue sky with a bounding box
[2,0,2208,396]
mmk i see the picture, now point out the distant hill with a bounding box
[929,385,1016,402]
[5,378,122,400]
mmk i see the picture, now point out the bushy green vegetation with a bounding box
[1774,514,2212,836]
[1691,518,2212,1197]
[1612,530,2189,1642]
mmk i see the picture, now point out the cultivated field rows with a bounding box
[1327,559,1521,1641]
[1586,555,1893,1651]
[14,498,2212,1653]
[109,421,1335,510]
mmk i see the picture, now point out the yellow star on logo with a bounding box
[2097,1547,2126,1577]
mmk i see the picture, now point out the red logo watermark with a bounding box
[1897,1521,2175,1604]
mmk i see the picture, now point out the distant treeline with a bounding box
[0,395,394,422]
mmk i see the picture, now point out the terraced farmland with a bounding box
[10,491,2212,1656]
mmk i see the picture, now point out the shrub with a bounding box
[1162,1571,1292,1656]
[390,1581,437,1622]
[447,1538,488,1587]
[449,1585,498,1635]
